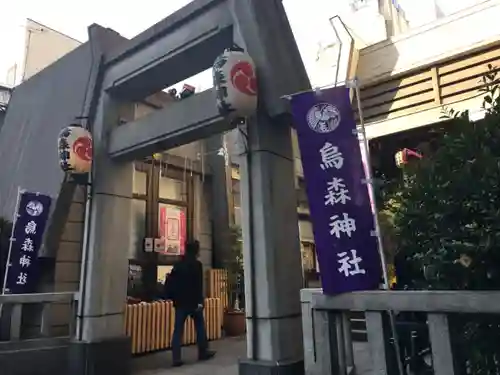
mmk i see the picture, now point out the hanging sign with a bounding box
[289,86,381,295]
[158,206,186,256]
[2,191,52,294]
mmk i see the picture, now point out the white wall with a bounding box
[358,0,500,83]
[398,0,486,29]
[22,19,82,82]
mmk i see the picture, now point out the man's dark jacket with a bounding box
[164,256,204,310]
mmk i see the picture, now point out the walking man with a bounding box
[164,240,215,367]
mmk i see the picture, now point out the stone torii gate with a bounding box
[71,1,310,374]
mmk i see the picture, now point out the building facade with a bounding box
[0,20,216,299]
[286,0,500,277]
[0,84,11,129]
[3,0,498,297]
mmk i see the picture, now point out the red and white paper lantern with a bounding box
[213,47,257,119]
[57,125,93,174]
[395,148,423,168]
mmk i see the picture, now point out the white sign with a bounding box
[144,238,153,252]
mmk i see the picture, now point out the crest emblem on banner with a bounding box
[26,201,44,217]
[306,103,341,133]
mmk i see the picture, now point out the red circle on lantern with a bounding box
[230,61,257,96]
[73,136,93,162]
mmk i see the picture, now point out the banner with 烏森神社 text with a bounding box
[289,86,381,295]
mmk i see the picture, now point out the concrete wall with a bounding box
[47,186,86,336]
[0,40,94,347]
[0,111,5,131]
[0,41,93,221]
[54,185,85,293]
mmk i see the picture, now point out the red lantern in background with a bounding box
[395,148,423,168]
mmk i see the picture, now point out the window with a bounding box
[133,170,147,196]
[127,264,143,298]
[232,179,241,207]
[158,203,187,256]
[159,176,184,201]
[234,206,242,227]
[299,220,314,243]
[157,265,174,284]
[297,180,309,210]
[301,242,317,272]
[129,199,146,260]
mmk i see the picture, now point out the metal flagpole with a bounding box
[1,187,23,295]
[350,78,404,375]
[327,44,357,375]
[350,78,390,287]
[0,187,23,319]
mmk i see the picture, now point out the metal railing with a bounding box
[0,292,78,350]
[301,288,500,375]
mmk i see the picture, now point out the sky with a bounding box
[0,0,485,89]
[0,0,344,89]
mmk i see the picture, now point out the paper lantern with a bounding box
[152,153,163,161]
[395,148,422,168]
[58,125,93,174]
[213,47,257,119]
[395,150,406,168]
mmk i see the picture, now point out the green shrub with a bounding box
[392,65,500,374]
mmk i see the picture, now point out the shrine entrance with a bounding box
[71,1,311,375]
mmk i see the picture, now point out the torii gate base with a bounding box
[69,1,310,375]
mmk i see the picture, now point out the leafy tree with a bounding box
[392,65,500,374]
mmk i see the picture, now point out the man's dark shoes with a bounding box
[172,360,184,367]
[199,350,216,361]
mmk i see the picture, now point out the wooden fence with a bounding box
[207,269,229,311]
[124,298,222,355]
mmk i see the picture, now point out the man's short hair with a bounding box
[185,240,200,257]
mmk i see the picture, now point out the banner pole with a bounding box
[352,79,404,375]
[0,187,23,320]
[1,187,23,295]
[351,81,390,288]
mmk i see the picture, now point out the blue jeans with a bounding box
[171,307,208,362]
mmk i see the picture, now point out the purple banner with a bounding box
[290,86,381,295]
[3,191,52,294]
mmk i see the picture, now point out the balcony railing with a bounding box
[301,289,500,375]
[0,292,78,350]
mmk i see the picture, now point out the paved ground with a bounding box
[132,336,246,375]
[132,336,373,375]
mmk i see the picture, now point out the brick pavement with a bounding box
[132,336,373,375]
